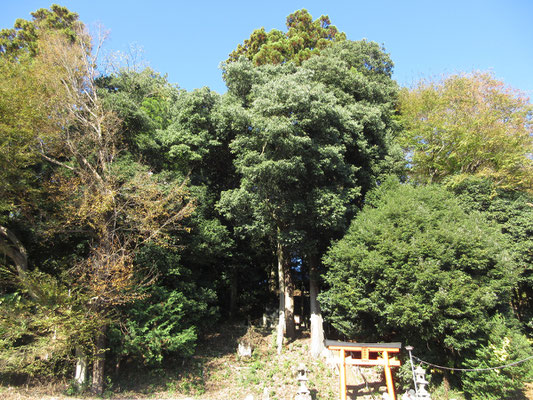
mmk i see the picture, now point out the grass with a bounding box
[0,324,338,400]
[1,324,532,400]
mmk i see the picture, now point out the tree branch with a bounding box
[0,225,40,300]
[38,145,75,171]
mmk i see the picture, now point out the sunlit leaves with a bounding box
[227,9,345,66]
[320,181,517,366]
[0,4,82,59]
[398,72,533,192]
[0,271,99,376]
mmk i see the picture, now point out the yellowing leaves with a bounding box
[24,27,196,316]
[398,72,533,193]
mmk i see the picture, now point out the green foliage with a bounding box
[228,9,346,66]
[398,72,533,192]
[0,4,82,59]
[462,315,532,400]
[4,6,531,399]
[320,181,517,367]
[0,58,39,219]
[108,245,218,366]
[119,289,198,364]
[221,38,401,339]
[158,87,225,177]
[99,67,253,325]
[450,177,533,334]
[97,68,178,171]
[0,48,63,222]
[0,11,198,394]
[0,270,98,376]
[220,39,399,252]
[221,61,354,245]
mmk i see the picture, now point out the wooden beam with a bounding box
[328,345,401,353]
[325,340,401,349]
[343,358,401,367]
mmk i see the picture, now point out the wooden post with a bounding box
[383,350,396,400]
[339,348,346,400]
[326,341,401,400]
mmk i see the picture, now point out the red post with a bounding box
[383,350,396,400]
[339,348,346,400]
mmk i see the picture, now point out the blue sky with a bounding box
[3,1,532,97]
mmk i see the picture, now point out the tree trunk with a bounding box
[276,242,286,353]
[229,271,238,319]
[91,325,107,395]
[74,346,87,388]
[309,255,325,358]
[284,263,296,339]
[276,241,296,353]
[0,225,41,296]
[443,371,450,399]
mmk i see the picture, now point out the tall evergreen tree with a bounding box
[0,4,82,59]
[227,9,345,66]
[450,178,533,335]
[220,38,399,353]
[319,180,523,391]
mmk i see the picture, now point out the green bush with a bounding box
[320,180,519,381]
[462,315,532,400]
[0,270,98,378]
[108,245,218,366]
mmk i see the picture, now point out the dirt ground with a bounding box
[1,324,531,400]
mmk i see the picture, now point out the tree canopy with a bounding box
[0,10,197,394]
[227,9,346,66]
[0,4,82,59]
[398,72,533,192]
[319,180,521,372]
[450,177,533,334]
[220,38,399,349]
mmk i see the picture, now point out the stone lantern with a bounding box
[414,366,431,399]
[294,363,311,400]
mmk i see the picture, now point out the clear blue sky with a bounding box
[3,0,533,97]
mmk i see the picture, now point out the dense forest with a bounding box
[0,5,532,399]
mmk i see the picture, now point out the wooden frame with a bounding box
[326,340,401,400]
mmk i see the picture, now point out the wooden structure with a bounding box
[326,340,401,400]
